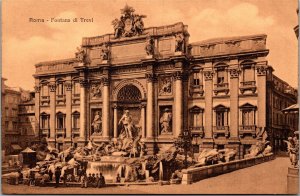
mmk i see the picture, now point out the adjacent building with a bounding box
[33,6,297,157]
[1,78,37,155]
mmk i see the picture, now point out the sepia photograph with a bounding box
[1,0,299,194]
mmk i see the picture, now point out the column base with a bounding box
[76,137,87,147]
[47,138,56,148]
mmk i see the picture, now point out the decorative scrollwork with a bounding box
[229,68,241,78]
[48,83,56,92]
[64,82,72,91]
[256,66,268,76]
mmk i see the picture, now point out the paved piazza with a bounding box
[2,157,290,194]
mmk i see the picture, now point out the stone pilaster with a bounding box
[113,104,118,139]
[173,71,183,137]
[202,67,214,148]
[146,73,155,139]
[102,77,110,139]
[140,102,146,139]
[34,81,41,139]
[229,66,240,139]
[48,81,56,147]
[256,66,267,130]
[65,80,72,141]
[79,79,88,142]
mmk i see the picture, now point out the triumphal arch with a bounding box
[34,5,281,157]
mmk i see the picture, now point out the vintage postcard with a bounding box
[1,0,299,194]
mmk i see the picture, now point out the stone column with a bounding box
[79,79,88,141]
[256,66,267,129]
[34,80,40,139]
[174,72,183,137]
[113,104,118,139]
[140,103,146,139]
[65,81,72,143]
[146,74,155,139]
[102,77,110,139]
[48,81,56,146]
[229,67,240,139]
[203,70,214,139]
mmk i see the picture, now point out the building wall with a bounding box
[33,23,297,157]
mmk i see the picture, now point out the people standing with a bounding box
[116,173,121,183]
[80,173,88,188]
[54,167,61,188]
[98,173,105,188]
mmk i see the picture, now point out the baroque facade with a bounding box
[33,6,297,157]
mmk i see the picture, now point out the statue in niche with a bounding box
[118,110,134,139]
[90,84,101,98]
[175,33,184,52]
[100,43,109,61]
[159,78,172,95]
[92,111,102,135]
[160,108,172,134]
[145,36,154,56]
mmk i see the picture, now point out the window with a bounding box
[193,72,200,86]
[216,111,225,126]
[57,83,64,95]
[56,112,65,129]
[216,68,226,84]
[12,109,17,116]
[214,105,229,127]
[72,112,80,129]
[41,85,49,96]
[242,110,254,126]
[189,106,204,128]
[73,81,80,95]
[5,108,9,117]
[243,66,254,81]
[12,122,18,131]
[240,103,256,127]
[5,121,9,130]
[41,114,49,129]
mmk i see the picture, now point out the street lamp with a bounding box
[175,129,192,169]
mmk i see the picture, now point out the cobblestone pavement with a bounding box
[2,157,290,194]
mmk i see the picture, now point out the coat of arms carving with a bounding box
[112,4,146,38]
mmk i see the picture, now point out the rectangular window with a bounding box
[12,122,18,131]
[5,121,9,130]
[73,82,80,95]
[5,108,9,117]
[243,67,254,81]
[216,111,225,126]
[42,85,49,96]
[41,115,49,129]
[57,114,65,129]
[193,73,200,86]
[57,83,64,95]
[72,114,80,129]
[193,113,203,127]
[217,70,225,84]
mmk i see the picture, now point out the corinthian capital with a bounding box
[203,70,214,81]
[256,66,268,76]
[48,83,56,92]
[229,68,241,78]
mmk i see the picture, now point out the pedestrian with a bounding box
[95,174,100,187]
[29,170,35,186]
[87,173,93,187]
[54,167,61,188]
[116,173,121,183]
[98,173,105,188]
[80,173,88,188]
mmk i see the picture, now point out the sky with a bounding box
[2,0,299,90]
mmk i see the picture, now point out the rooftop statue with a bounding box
[112,5,146,39]
[75,47,91,65]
